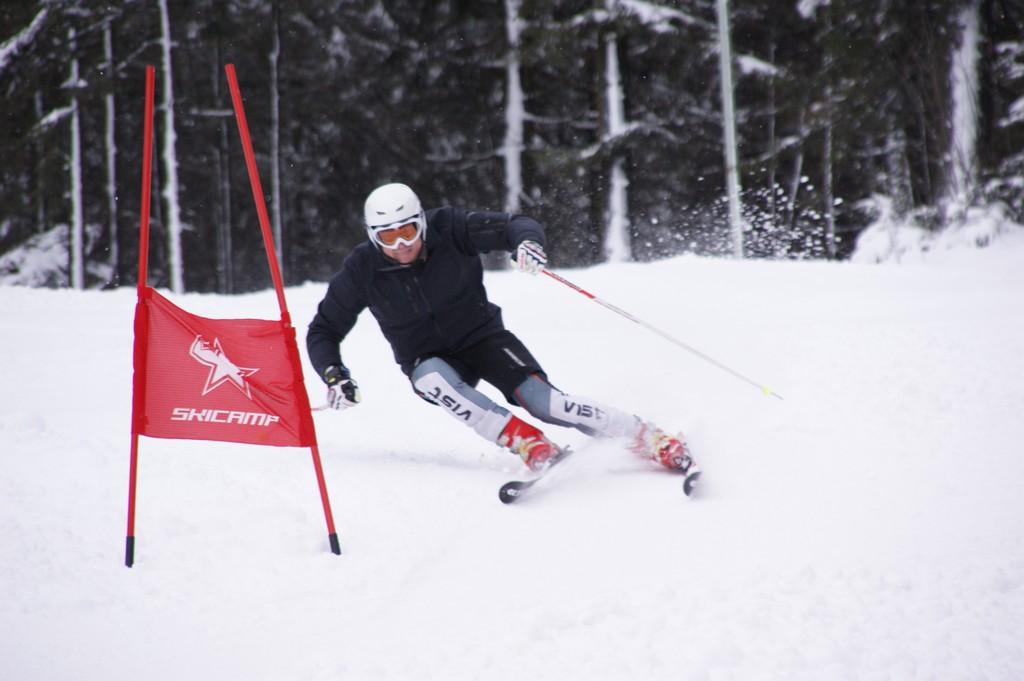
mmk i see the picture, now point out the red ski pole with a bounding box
[541,268,783,400]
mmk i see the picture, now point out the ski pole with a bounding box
[541,268,783,400]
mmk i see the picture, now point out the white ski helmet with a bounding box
[363,182,426,250]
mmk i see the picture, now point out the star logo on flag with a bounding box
[189,335,259,399]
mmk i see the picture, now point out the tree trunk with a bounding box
[269,0,284,278]
[716,0,744,258]
[787,107,806,230]
[158,0,185,293]
[822,7,836,259]
[945,0,981,223]
[68,28,85,290]
[823,113,836,258]
[601,14,630,263]
[103,19,119,286]
[886,128,913,217]
[34,91,46,235]
[502,0,524,216]
[212,42,234,294]
[766,31,777,231]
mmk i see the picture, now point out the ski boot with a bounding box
[498,416,561,471]
[631,420,701,495]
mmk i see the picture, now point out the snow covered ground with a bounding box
[2,232,1024,680]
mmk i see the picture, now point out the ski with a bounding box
[498,445,702,502]
[682,468,701,497]
[498,447,573,504]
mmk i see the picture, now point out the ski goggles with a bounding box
[369,215,425,249]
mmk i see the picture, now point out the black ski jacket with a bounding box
[307,207,545,381]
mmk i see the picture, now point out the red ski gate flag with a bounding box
[125,65,340,566]
[132,287,315,447]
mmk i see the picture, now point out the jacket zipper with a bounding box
[409,271,445,342]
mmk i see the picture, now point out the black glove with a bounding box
[324,365,361,410]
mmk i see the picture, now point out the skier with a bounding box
[306,182,695,475]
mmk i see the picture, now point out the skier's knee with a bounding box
[513,374,555,422]
[411,357,466,404]
[411,357,459,388]
[411,357,511,441]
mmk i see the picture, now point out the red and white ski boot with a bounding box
[498,416,560,471]
[631,420,701,495]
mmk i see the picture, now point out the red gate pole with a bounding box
[224,64,341,555]
[126,65,156,567]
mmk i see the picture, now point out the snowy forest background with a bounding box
[1,0,1023,293]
